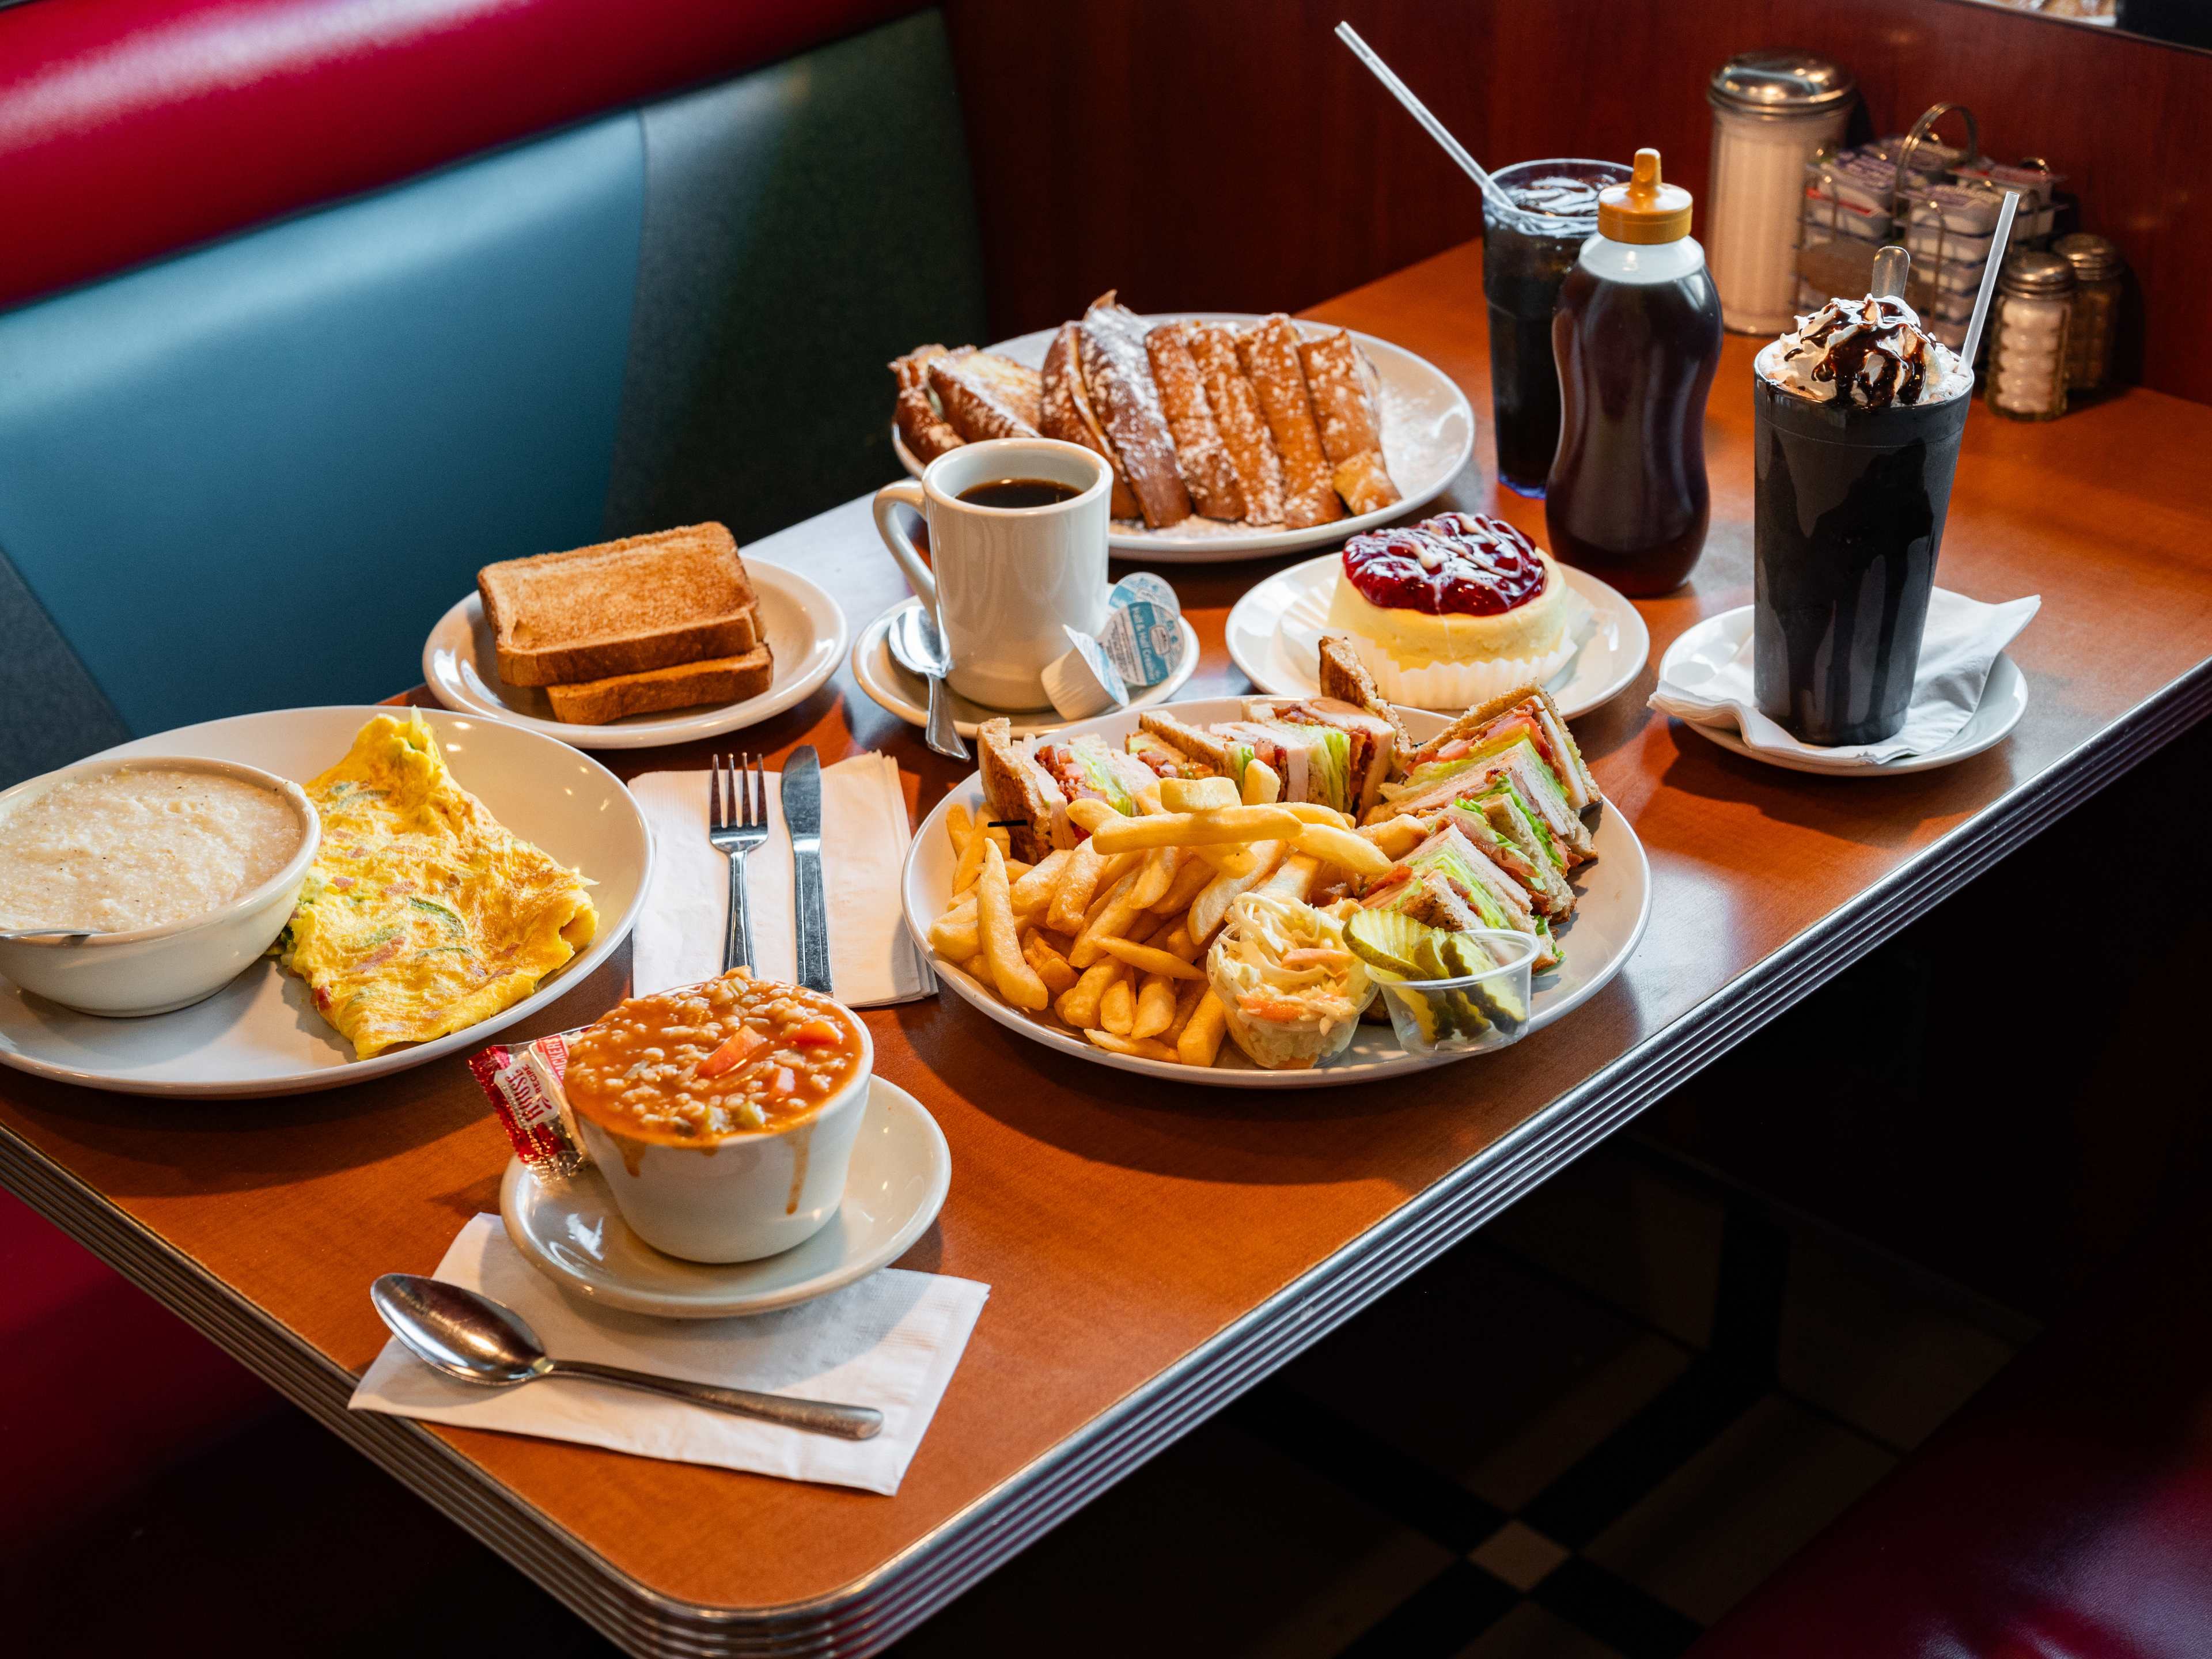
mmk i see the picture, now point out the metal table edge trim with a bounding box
[3,658,2207,1656]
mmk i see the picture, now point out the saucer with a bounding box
[499,1078,950,1319]
[1225,553,1649,719]
[1657,607,2029,776]
[851,597,1201,739]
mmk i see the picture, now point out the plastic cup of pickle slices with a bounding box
[1345,913,1541,1059]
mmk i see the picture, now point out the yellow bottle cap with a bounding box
[1597,148,1694,245]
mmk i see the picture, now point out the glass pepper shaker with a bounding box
[2053,232,2124,394]
[1985,251,2074,421]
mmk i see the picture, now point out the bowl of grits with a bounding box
[0,757,319,1016]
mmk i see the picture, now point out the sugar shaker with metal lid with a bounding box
[2053,232,2125,394]
[1986,250,2075,421]
[1706,51,1857,334]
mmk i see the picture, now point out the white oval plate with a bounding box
[899,698,1650,1088]
[499,1078,950,1317]
[1225,554,1650,721]
[422,562,847,750]
[851,596,1201,740]
[1658,607,2029,775]
[0,707,650,1097]
[894,313,1475,564]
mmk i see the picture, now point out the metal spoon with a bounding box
[889,605,969,762]
[370,1274,883,1441]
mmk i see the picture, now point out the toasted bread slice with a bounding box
[1237,316,1342,529]
[929,353,1040,444]
[543,647,774,725]
[1184,322,1285,525]
[1077,293,1192,529]
[1317,632,1411,757]
[479,525,759,688]
[977,719,1067,865]
[891,344,965,463]
[1146,322,1245,521]
[1407,683,1600,813]
[1041,323,1141,518]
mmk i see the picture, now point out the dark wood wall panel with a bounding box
[941,0,2212,404]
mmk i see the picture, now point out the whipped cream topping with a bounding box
[1761,294,1969,409]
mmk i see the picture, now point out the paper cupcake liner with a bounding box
[1344,585,1592,711]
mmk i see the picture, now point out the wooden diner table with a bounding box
[3,240,2210,1657]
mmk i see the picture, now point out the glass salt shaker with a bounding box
[1985,251,2074,421]
[2053,232,2124,394]
[1705,52,1856,335]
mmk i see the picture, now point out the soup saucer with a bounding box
[499,1078,950,1319]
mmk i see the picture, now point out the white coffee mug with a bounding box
[873,437,1111,710]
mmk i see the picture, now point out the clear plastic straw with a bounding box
[1335,22,1519,219]
[1959,190,2021,368]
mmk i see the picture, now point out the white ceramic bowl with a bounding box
[0,756,320,1017]
[571,1014,876,1263]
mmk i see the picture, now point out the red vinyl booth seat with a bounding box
[0,0,914,309]
[0,1189,275,1554]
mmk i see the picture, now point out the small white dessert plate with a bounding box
[1225,554,1649,721]
[1657,606,2029,776]
[893,312,1475,563]
[423,561,847,751]
[499,1078,950,1319]
[851,596,1200,740]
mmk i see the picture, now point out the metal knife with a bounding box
[781,746,834,996]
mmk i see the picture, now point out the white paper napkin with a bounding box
[350,1215,987,1494]
[1650,588,2039,766]
[629,755,933,1003]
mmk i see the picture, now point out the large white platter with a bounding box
[1225,553,1651,721]
[0,707,651,1097]
[893,313,1475,564]
[422,560,847,751]
[899,698,1649,1088]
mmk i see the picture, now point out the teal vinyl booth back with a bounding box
[0,10,983,787]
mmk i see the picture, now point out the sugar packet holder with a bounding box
[1043,573,1183,720]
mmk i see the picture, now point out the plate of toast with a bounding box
[891,297,1474,563]
[423,524,847,749]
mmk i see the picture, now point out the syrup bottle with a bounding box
[1544,149,1723,596]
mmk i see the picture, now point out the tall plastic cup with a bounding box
[1481,160,1631,497]
[1751,343,1974,745]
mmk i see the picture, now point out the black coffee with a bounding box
[959,478,1079,510]
[1751,378,1971,746]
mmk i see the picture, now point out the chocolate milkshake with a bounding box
[1752,287,1974,745]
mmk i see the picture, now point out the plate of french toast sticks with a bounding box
[423,523,847,749]
[891,294,1475,562]
[902,648,1650,1089]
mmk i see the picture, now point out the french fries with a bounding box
[1089,805,1304,854]
[930,706,1419,1070]
[1131,972,1177,1037]
[1291,822,1392,877]
[1099,971,1134,1035]
[978,841,1049,1011]
[1240,759,1282,805]
[1095,937,1207,980]
[1161,775,1239,812]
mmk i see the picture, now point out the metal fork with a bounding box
[708,752,770,972]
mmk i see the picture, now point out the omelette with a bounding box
[280,714,597,1058]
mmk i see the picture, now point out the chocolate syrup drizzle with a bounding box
[1785,297,1932,409]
